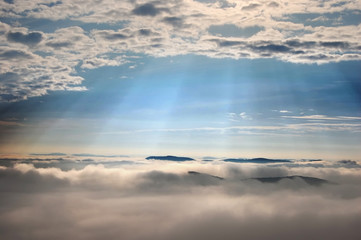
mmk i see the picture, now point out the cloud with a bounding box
[0,164,70,192]
[0,49,33,60]
[101,116,361,137]
[0,156,138,171]
[202,156,219,160]
[279,110,291,113]
[6,31,43,46]
[249,175,331,186]
[268,1,279,8]
[241,3,261,11]
[71,153,129,158]
[194,0,236,8]
[336,160,361,168]
[250,43,292,53]
[320,41,349,48]
[132,3,163,16]
[0,25,93,101]
[284,39,317,48]
[45,41,72,49]
[214,39,244,47]
[138,28,152,36]
[162,17,184,27]
[282,115,361,121]
[30,153,67,156]
[3,0,14,4]
[40,1,62,8]
[0,160,361,239]
[93,30,131,41]
[1,0,361,101]
[208,24,264,38]
[239,112,252,120]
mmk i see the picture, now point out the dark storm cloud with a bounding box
[132,3,162,16]
[6,31,43,46]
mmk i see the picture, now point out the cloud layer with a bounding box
[0,0,361,101]
[0,156,361,240]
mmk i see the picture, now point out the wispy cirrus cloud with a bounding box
[99,121,361,136]
[282,115,361,121]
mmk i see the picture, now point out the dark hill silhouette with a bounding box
[146,155,195,161]
[249,175,331,186]
[224,157,291,163]
[188,171,224,180]
[187,171,331,186]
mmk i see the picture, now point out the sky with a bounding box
[1,1,361,239]
[0,0,361,159]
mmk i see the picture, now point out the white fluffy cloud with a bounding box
[0,159,361,240]
[0,0,360,101]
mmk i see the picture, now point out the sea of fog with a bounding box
[0,154,360,240]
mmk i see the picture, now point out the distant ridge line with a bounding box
[224,157,291,163]
[146,155,195,161]
[187,171,332,186]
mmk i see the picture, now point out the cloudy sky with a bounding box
[1,1,361,239]
[0,0,361,159]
